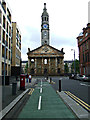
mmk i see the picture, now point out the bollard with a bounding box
[50,77,52,83]
[59,80,61,92]
[12,82,17,95]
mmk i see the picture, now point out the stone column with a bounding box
[62,59,64,74]
[42,58,44,74]
[35,58,37,74]
[55,57,57,74]
[49,58,50,74]
[28,58,30,73]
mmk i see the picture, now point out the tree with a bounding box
[71,59,79,74]
[64,63,69,73]
[25,62,28,73]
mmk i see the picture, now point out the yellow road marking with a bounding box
[64,91,90,111]
[28,88,34,95]
[65,91,90,107]
[67,91,90,107]
[50,81,55,84]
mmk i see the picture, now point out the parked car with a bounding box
[74,74,90,81]
[82,75,90,82]
[69,74,75,79]
[74,74,83,80]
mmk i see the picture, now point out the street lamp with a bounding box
[71,49,76,74]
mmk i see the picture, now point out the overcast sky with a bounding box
[7,0,89,61]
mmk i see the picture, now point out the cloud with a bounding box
[21,26,41,60]
[7,0,89,61]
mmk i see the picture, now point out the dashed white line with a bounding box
[40,88,42,93]
[38,96,42,110]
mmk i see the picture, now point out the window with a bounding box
[7,22,8,33]
[3,16,5,29]
[0,10,2,24]
[58,68,60,74]
[47,17,48,21]
[31,59,34,63]
[85,54,87,62]
[44,59,47,64]
[0,26,1,41]
[85,33,88,37]
[80,38,82,41]
[83,54,85,62]
[83,44,84,52]
[45,17,46,21]
[57,58,60,64]
[87,41,88,49]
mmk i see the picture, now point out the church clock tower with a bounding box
[41,3,50,45]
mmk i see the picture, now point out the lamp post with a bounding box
[71,49,76,74]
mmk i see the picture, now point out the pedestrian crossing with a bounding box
[64,91,90,112]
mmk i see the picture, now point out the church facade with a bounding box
[27,3,65,76]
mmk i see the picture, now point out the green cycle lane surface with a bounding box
[18,82,77,119]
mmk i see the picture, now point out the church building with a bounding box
[27,3,65,76]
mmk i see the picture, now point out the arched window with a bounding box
[44,59,47,64]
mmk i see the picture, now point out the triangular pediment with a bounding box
[28,45,64,56]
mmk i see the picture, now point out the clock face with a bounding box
[43,24,48,29]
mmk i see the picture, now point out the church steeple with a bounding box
[43,3,47,12]
[41,3,50,45]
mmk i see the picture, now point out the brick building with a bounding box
[27,3,65,76]
[77,23,90,76]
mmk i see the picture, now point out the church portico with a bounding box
[28,51,64,76]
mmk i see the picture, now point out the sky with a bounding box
[7,0,89,61]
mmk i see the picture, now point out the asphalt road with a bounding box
[51,76,90,105]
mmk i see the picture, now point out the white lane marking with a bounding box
[80,83,90,87]
[40,88,42,93]
[41,79,42,85]
[41,79,42,87]
[38,96,42,110]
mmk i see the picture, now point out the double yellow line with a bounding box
[64,91,90,111]
[28,88,34,95]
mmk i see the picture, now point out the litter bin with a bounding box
[20,74,25,90]
[12,82,17,95]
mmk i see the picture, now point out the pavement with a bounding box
[0,77,90,119]
[0,77,37,119]
[2,77,37,109]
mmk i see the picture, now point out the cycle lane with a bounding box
[18,81,77,119]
